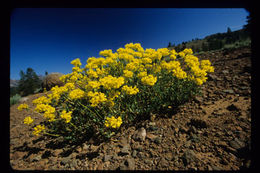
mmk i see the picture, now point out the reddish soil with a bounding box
[10,46,252,170]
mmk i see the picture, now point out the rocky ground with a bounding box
[10,46,252,170]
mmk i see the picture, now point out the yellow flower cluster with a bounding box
[69,88,85,100]
[123,70,133,78]
[99,75,125,90]
[34,104,55,114]
[60,110,72,123]
[183,54,214,85]
[122,85,139,95]
[104,116,122,129]
[24,116,34,125]
[71,58,82,67]
[141,74,157,86]
[87,91,107,107]
[33,124,45,136]
[32,96,51,105]
[23,43,214,139]
[17,103,29,111]
[85,80,100,90]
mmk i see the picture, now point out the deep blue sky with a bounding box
[11,8,249,80]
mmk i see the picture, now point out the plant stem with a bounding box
[44,132,60,137]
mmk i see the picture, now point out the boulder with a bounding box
[41,73,64,91]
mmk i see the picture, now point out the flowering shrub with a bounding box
[18,43,214,144]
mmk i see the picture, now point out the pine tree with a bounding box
[18,68,41,96]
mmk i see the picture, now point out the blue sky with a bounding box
[10,8,249,80]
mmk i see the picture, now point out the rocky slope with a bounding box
[10,46,252,170]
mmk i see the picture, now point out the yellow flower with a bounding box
[87,91,107,107]
[85,80,100,91]
[17,103,29,111]
[104,116,122,128]
[32,96,51,105]
[122,85,139,95]
[32,124,45,136]
[71,58,82,67]
[123,70,133,78]
[24,116,34,125]
[99,75,125,90]
[69,88,85,100]
[157,48,170,56]
[34,104,55,114]
[141,75,157,86]
[60,110,72,123]
[200,60,214,73]
[137,71,147,78]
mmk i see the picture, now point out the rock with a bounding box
[159,157,168,167]
[165,152,174,161]
[226,104,239,111]
[103,155,112,162]
[12,151,25,160]
[32,155,42,162]
[222,70,229,74]
[229,138,245,150]
[189,118,207,129]
[148,122,156,126]
[194,96,203,103]
[41,73,64,91]
[133,127,146,142]
[69,159,78,168]
[119,144,131,156]
[146,133,157,141]
[211,165,222,170]
[118,137,128,147]
[208,74,221,81]
[19,97,29,103]
[223,89,235,94]
[132,150,137,158]
[182,150,197,166]
[154,136,162,144]
[144,159,153,165]
[119,158,135,170]
[60,156,71,166]
[53,149,63,157]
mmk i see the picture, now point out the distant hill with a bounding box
[168,28,251,53]
[10,79,19,88]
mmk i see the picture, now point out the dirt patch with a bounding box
[10,47,252,170]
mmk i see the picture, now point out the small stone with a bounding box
[146,133,157,141]
[119,144,131,156]
[194,96,203,103]
[133,127,146,142]
[165,152,174,161]
[182,150,197,166]
[132,150,137,158]
[82,143,89,151]
[222,70,229,74]
[103,155,112,162]
[61,156,71,165]
[226,104,239,111]
[32,155,42,162]
[53,149,63,157]
[211,165,222,170]
[223,89,235,94]
[144,159,153,165]
[229,138,245,150]
[120,158,135,170]
[154,137,162,144]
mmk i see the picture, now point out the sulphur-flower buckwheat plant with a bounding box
[20,42,214,145]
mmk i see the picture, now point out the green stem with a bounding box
[44,132,60,137]
[70,122,78,130]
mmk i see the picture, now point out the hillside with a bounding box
[168,28,251,53]
[10,46,252,170]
